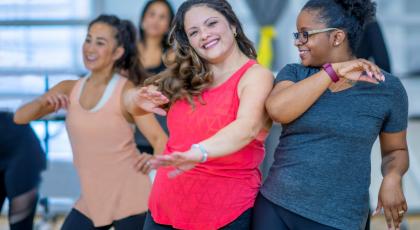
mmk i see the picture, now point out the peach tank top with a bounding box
[66,74,151,227]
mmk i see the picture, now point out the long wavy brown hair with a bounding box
[145,0,257,106]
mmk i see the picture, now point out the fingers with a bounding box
[168,168,185,178]
[337,59,385,84]
[372,200,382,216]
[133,154,152,174]
[136,87,169,105]
[395,200,408,229]
[391,207,400,229]
[358,59,384,81]
[152,107,167,116]
[384,208,394,230]
[149,155,173,168]
[46,94,69,111]
[358,75,380,84]
[58,94,70,109]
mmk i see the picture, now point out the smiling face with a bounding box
[295,9,334,67]
[183,5,237,64]
[82,23,123,73]
[141,1,172,38]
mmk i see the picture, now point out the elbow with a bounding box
[265,99,292,124]
[13,112,28,125]
[243,121,264,143]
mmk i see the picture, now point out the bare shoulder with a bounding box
[122,79,136,93]
[241,63,274,85]
[51,80,77,95]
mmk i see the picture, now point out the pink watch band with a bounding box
[322,63,339,83]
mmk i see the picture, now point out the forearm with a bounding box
[151,135,168,156]
[200,118,264,158]
[14,98,52,124]
[266,70,332,124]
[381,149,409,177]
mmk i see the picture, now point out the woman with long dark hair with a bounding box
[14,14,167,229]
[134,0,174,156]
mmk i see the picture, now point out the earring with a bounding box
[233,31,237,37]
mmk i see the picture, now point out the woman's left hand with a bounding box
[373,173,407,230]
[149,148,203,178]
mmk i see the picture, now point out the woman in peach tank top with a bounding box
[14,15,167,229]
[135,1,274,229]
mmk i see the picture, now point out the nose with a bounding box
[83,42,94,53]
[200,28,211,41]
[294,38,302,47]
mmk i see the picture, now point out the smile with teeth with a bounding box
[299,50,309,55]
[202,39,219,49]
[86,55,98,61]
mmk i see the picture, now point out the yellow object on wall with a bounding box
[257,26,277,69]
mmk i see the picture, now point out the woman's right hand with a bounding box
[134,86,169,116]
[332,59,385,84]
[41,93,70,112]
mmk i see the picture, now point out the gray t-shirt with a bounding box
[260,64,408,230]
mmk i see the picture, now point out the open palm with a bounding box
[134,86,169,116]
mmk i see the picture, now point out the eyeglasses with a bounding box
[293,28,337,44]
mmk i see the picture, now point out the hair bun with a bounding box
[334,0,376,26]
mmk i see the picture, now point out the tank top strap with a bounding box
[107,74,128,107]
[69,77,86,104]
[228,59,257,86]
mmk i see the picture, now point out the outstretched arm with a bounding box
[150,65,274,175]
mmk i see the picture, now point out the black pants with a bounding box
[0,171,38,230]
[252,193,339,230]
[143,208,252,230]
[61,208,147,230]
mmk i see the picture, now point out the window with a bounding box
[0,0,94,160]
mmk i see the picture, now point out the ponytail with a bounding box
[88,14,149,85]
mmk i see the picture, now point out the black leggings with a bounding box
[61,208,147,230]
[0,171,39,230]
[252,193,339,230]
[143,208,252,230]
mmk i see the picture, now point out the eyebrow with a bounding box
[97,37,108,42]
[86,34,108,43]
[298,27,312,31]
[186,16,220,31]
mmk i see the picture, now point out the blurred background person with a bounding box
[134,0,174,156]
[356,18,392,73]
[0,111,46,230]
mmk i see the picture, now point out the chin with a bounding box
[300,59,311,67]
[203,51,228,63]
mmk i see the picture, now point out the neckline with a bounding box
[326,80,358,94]
[77,73,120,113]
[207,59,256,92]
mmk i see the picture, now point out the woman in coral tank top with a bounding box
[136,0,274,229]
[14,15,167,229]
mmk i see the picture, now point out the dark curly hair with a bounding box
[145,0,257,106]
[138,0,174,50]
[89,14,149,85]
[302,0,376,54]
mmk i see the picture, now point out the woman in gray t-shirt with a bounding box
[254,0,409,230]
